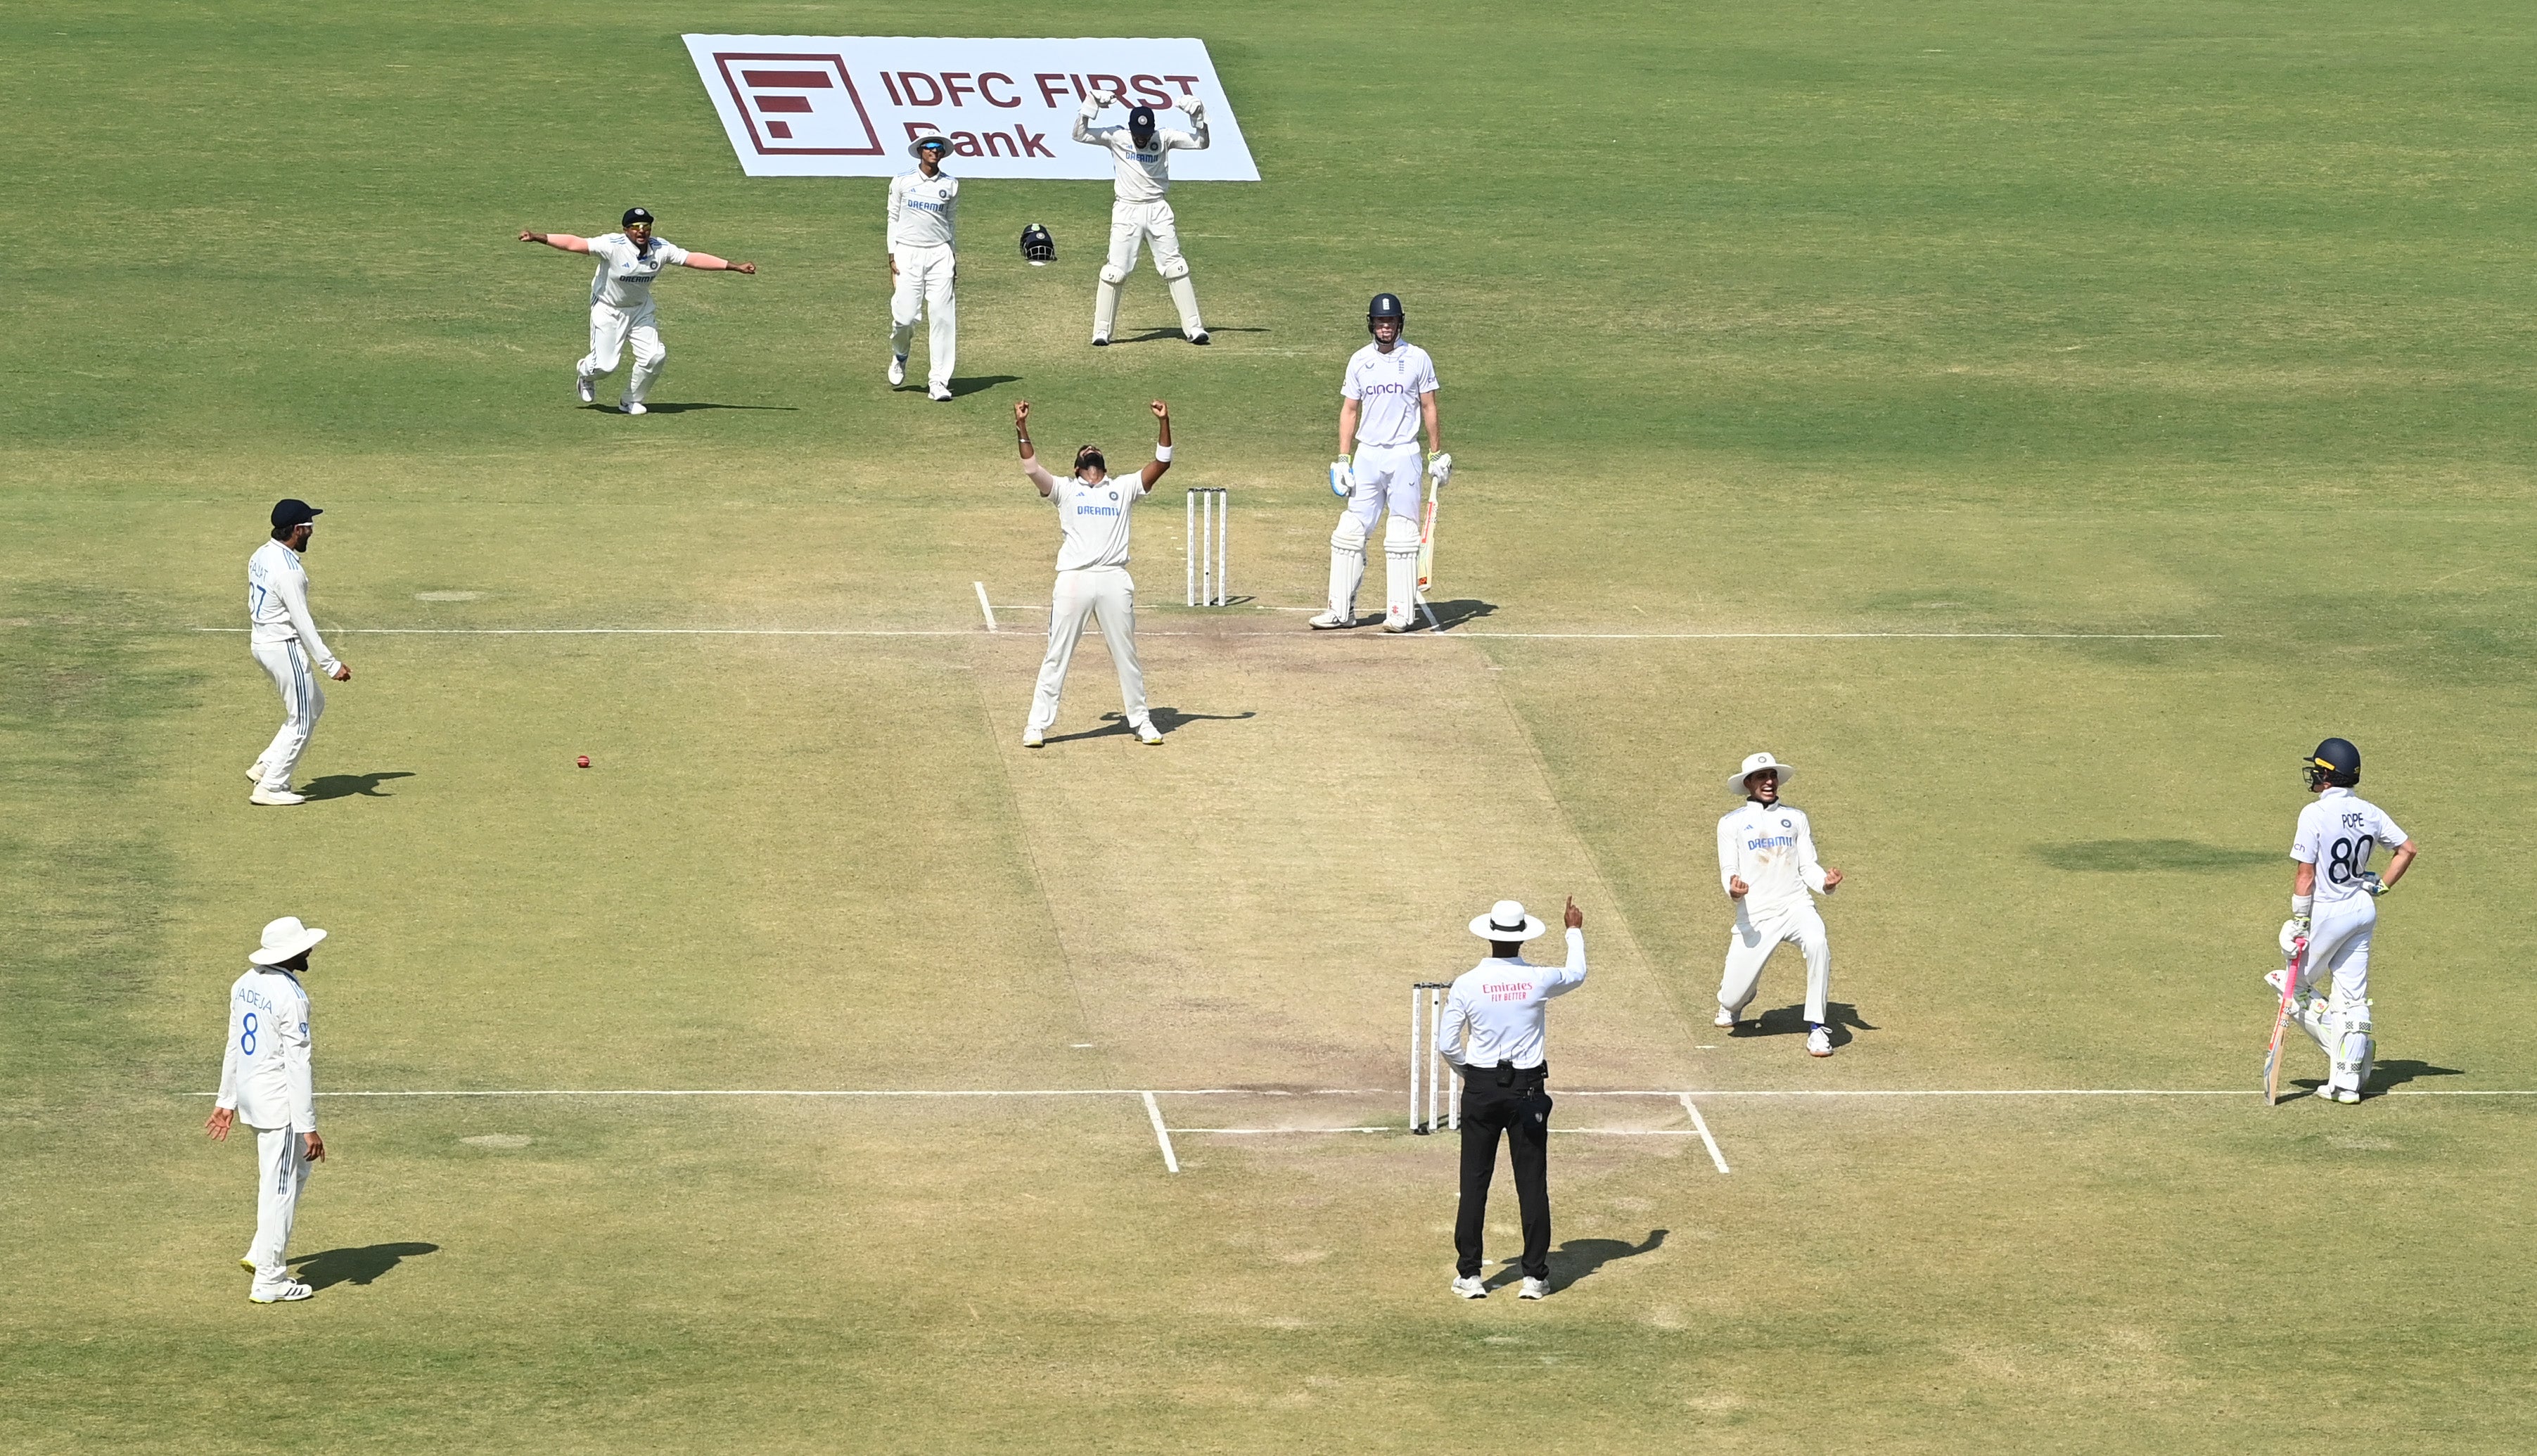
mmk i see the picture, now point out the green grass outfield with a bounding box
[6,0,2536,1450]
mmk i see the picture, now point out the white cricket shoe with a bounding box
[1308,610,1353,630]
[1806,1026,1833,1057]
[1518,1277,1549,1300]
[2327,1086,2362,1104]
[1451,1275,1487,1300]
[1381,613,1417,633]
[1022,726,1044,748]
[248,1280,314,1303]
[1713,1006,1737,1029]
[1135,721,1163,746]
[619,401,646,416]
[928,383,953,402]
[576,373,595,404]
[888,355,907,385]
[248,786,306,806]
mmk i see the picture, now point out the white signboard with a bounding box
[681,35,1260,181]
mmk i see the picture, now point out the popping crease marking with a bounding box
[162,627,2225,641]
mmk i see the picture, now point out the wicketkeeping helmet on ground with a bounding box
[2305,737,2361,789]
[1020,223,1055,266]
[1367,292,1405,333]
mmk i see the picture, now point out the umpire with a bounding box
[1437,895,1587,1300]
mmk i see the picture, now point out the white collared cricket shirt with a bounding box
[1437,928,1588,1071]
[217,967,317,1133]
[1717,799,1829,911]
[247,539,339,670]
[1341,342,1439,447]
[2292,786,2405,908]
[1049,472,1146,571]
[887,170,959,248]
[586,232,691,309]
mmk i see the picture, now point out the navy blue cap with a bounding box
[271,499,321,529]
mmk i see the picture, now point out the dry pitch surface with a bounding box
[6,1,2536,1451]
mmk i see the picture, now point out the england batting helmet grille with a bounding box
[1367,292,1405,333]
[1020,223,1056,265]
[2306,736,2361,788]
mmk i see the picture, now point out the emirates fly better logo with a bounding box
[708,53,881,155]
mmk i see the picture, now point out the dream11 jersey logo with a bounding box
[707,53,882,155]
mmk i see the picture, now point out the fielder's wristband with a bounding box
[1154,445,1172,461]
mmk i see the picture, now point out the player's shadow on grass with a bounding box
[2370,1059,2464,1092]
[300,770,414,801]
[935,375,1021,398]
[1043,708,1255,744]
[1488,1229,1667,1294]
[1424,599,1496,631]
[2029,840,2276,872]
[1737,1001,1874,1049]
[290,1241,438,1291]
[590,402,798,414]
[1111,326,1269,344]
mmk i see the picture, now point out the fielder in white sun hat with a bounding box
[247,916,328,966]
[1468,899,1548,942]
[1727,751,1796,796]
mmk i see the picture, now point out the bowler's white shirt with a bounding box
[586,232,689,309]
[216,967,317,1133]
[1073,116,1207,203]
[2292,787,2407,907]
[247,539,339,670]
[1025,463,1148,570]
[1341,342,1439,448]
[887,170,959,248]
[1437,928,1587,1071]
[1718,800,1829,911]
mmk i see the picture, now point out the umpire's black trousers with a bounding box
[1454,1061,1553,1280]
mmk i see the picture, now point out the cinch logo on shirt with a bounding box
[1360,380,1419,397]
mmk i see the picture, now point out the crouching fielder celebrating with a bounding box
[1715,752,1846,1056]
[519,207,755,415]
[2277,737,2419,1103]
[1016,399,1172,748]
[1314,293,1446,632]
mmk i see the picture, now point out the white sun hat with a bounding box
[248,916,328,966]
[1468,899,1547,941]
[1727,751,1796,796]
[907,132,952,158]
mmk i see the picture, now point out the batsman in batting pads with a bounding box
[1074,89,1210,345]
[1313,293,1445,632]
[2277,737,2418,1103]
[1020,223,1056,267]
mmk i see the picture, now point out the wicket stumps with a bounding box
[1185,487,1228,606]
[1409,981,1462,1135]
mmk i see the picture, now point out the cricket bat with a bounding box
[1417,488,1438,592]
[2262,933,2308,1105]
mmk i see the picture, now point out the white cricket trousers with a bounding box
[1028,566,1149,734]
[251,639,324,793]
[1104,200,1202,332]
[890,243,957,388]
[579,301,664,406]
[248,1123,312,1294]
[2299,894,2376,1015]
[1718,899,1832,1026]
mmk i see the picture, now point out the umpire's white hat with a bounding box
[1727,751,1796,796]
[1469,900,1547,942]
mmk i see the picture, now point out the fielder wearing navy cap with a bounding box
[270,499,321,531]
[621,206,655,228]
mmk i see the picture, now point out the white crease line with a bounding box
[1681,1094,1732,1174]
[971,582,997,632]
[1142,1091,1180,1173]
[193,1086,2530,1101]
[1170,1127,1701,1136]
[168,626,2220,641]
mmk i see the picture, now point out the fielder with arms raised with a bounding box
[519,207,755,415]
[2277,737,2418,1103]
[1073,89,1209,346]
[1014,399,1173,748]
[1715,752,1846,1057]
[204,917,329,1303]
[1313,293,1447,632]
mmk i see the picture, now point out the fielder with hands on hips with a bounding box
[2278,737,2418,1103]
[246,499,349,807]
[886,134,960,401]
[1014,398,1172,748]
[1073,84,1210,345]
[204,917,330,1303]
[1715,752,1846,1057]
[1314,293,1446,632]
[518,207,754,416]
[1436,895,1587,1301]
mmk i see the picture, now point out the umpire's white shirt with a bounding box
[1035,466,1147,570]
[1438,928,1587,1071]
[2293,787,2406,908]
[217,968,317,1133]
[248,540,339,671]
[586,232,689,309]
[1718,800,1829,913]
[1342,343,1439,447]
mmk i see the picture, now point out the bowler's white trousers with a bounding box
[246,1123,312,1294]
[1718,898,1832,1026]
[578,301,664,406]
[251,639,325,793]
[1028,566,1149,734]
[890,243,957,388]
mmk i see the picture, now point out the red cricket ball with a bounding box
[576,755,591,768]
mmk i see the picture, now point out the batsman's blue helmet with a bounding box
[1367,293,1405,333]
[2306,737,2361,788]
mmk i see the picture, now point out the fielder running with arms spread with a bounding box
[1015,399,1172,748]
[1073,89,1210,346]
[2275,737,2418,1103]
[1313,293,1447,632]
[887,134,960,401]
[1715,752,1846,1057]
[518,207,755,416]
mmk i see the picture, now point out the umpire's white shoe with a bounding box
[1519,1277,1549,1301]
[1451,1275,1488,1300]
[248,786,306,806]
[888,354,907,385]
[248,1280,313,1303]
[1713,1006,1737,1029]
[928,383,953,402]
[1806,1026,1834,1057]
[576,373,595,404]
[619,401,647,416]
[1135,720,1163,746]
[1308,610,1352,630]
